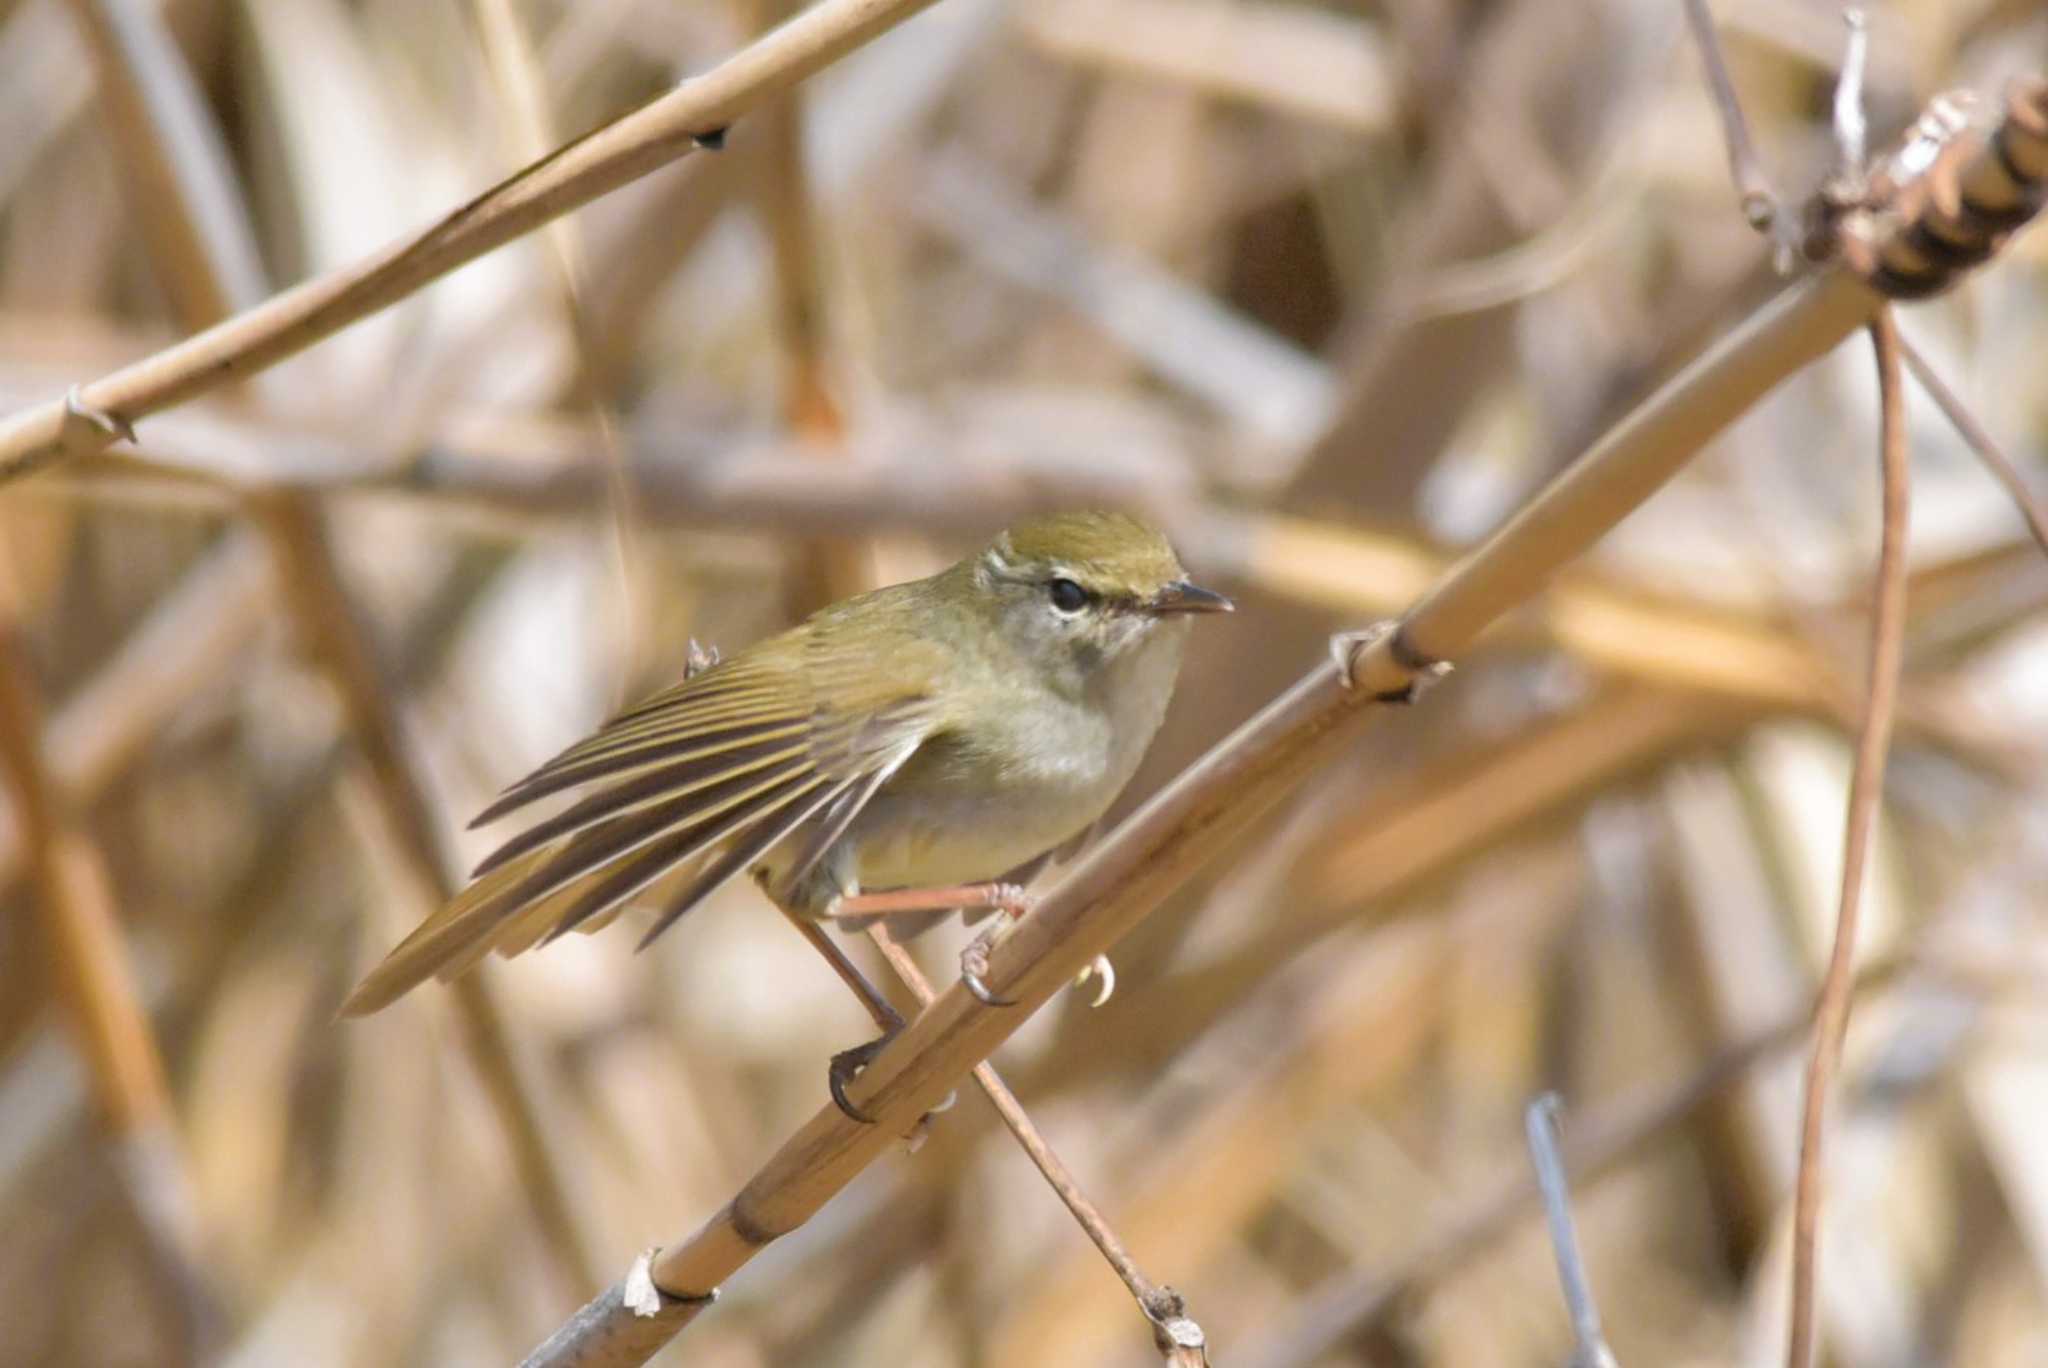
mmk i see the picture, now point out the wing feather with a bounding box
[766,747,910,899]
[539,771,838,943]
[340,762,827,1015]
[484,756,821,916]
[472,732,812,876]
[471,715,808,827]
[628,776,855,950]
[342,588,957,1016]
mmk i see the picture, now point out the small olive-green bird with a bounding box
[340,511,1230,1107]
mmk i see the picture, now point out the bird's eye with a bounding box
[1047,577,1090,614]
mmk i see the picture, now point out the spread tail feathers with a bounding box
[337,850,559,1016]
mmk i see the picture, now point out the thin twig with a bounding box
[1831,10,1869,179]
[1785,306,1910,1368]
[1897,332,2048,558]
[0,0,951,479]
[865,927,1208,1365]
[1679,0,1778,232]
[1526,1094,1621,1368]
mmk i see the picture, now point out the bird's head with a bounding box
[966,510,1232,692]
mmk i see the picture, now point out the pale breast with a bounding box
[838,618,1187,896]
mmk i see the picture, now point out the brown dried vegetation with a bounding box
[1,2,2045,1366]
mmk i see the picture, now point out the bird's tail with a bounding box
[337,850,627,1017]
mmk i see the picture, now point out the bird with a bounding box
[339,510,1232,1117]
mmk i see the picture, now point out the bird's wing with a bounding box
[339,601,949,1016]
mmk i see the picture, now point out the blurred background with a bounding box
[2,0,2046,1363]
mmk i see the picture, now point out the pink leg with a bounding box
[819,882,1034,1007]
[817,881,1035,921]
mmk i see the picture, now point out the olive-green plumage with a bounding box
[340,511,1229,1016]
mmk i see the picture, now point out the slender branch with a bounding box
[1897,332,2048,558]
[1526,1095,1621,1368]
[0,0,950,480]
[1679,0,1778,232]
[1785,307,1910,1368]
[1831,10,1869,178]
[865,927,1207,1364]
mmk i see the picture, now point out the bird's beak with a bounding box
[1150,580,1234,615]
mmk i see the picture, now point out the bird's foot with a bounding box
[960,931,1014,1007]
[828,1031,894,1124]
[958,884,1035,1006]
[828,1029,957,1133]
[815,880,1038,1007]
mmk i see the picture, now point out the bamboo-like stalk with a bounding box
[519,268,1882,1366]
[0,0,951,479]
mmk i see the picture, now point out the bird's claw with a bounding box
[1075,954,1116,1007]
[959,899,1113,1007]
[683,638,720,679]
[961,932,1018,1007]
[828,1034,892,1124]
[829,1035,959,1144]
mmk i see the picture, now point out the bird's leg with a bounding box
[781,909,903,1034]
[819,881,1034,921]
[776,907,907,1124]
[821,882,1036,1008]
